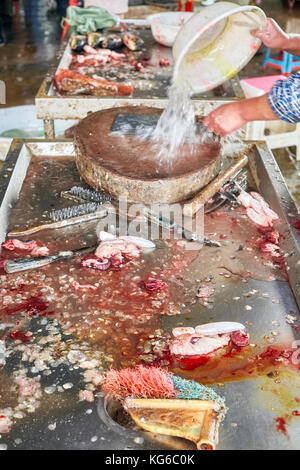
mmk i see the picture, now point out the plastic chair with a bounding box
[262,47,300,75]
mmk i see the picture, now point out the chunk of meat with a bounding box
[250,192,279,222]
[2,239,49,257]
[170,333,230,356]
[259,242,281,257]
[55,69,133,96]
[170,322,248,356]
[230,330,249,347]
[265,230,280,245]
[159,58,170,67]
[142,278,167,293]
[81,257,111,271]
[196,286,214,298]
[72,281,97,291]
[246,207,270,228]
[83,238,141,272]
[237,190,279,228]
[95,239,141,262]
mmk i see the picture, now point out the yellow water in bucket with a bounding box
[173,2,266,93]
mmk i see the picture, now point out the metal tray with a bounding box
[0,139,299,450]
[35,25,244,138]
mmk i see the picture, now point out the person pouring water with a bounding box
[203,18,300,136]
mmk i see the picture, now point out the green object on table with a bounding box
[0,129,31,138]
[62,6,118,34]
[171,375,226,407]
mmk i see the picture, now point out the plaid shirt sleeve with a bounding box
[268,72,300,123]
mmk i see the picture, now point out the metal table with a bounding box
[0,139,299,449]
[35,26,244,138]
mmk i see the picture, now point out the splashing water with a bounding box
[136,82,216,165]
[110,81,244,168]
[148,83,201,153]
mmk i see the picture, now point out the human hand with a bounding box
[203,103,246,136]
[252,18,288,49]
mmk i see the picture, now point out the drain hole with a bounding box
[106,397,138,430]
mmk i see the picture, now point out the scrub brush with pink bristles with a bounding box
[102,365,226,410]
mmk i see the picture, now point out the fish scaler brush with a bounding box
[8,187,111,237]
[60,186,111,204]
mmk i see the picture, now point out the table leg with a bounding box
[44,119,55,139]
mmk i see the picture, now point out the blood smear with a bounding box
[275,417,288,436]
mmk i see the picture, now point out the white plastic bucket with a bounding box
[147,12,194,48]
[173,2,266,93]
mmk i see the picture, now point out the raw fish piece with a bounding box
[170,322,247,357]
[99,231,155,250]
[81,257,111,270]
[122,33,144,51]
[170,333,230,356]
[194,322,245,336]
[250,192,279,221]
[230,330,249,347]
[246,207,270,228]
[196,286,214,298]
[72,281,97,291]
[237,190,279,228]
[55,69,133,96]
[2,239,49,257]
[142,278,167,293]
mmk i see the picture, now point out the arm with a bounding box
[204,72,300,135]
[253,18,300,56]
[203,94,277,136]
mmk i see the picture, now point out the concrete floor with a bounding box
[0,0,299,207]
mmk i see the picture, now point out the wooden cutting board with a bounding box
[74,106,221,204]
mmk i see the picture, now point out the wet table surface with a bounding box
[0,143,299,450]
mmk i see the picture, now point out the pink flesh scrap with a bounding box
[72,281,97,291]
[250,192,279,221]
[246,207,271,228]
[95,240,141,262]
[237,190,279,228]
[2,239,49,256]
[196,286,214,298]
[0,414,13,434]
[169,333,230,356]
[81,257,111,270]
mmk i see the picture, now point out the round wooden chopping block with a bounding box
[74,106,221,204]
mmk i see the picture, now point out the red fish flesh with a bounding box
[55,69,134,96]
[142,278,167,293]
[72,281,97,292]
[95,240,141,262]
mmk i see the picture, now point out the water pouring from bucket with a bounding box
[172,2,266,93]
[140,3,266,164]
